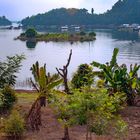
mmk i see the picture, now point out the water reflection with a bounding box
[95,29,140,41]
[26,41,37,49]
[111,30,139,41]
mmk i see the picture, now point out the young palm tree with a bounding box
[26,61,62,130]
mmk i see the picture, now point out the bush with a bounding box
[89,32,96,37]
[25,28,37,38]
[20,33,25,36]
[80,31,86,36]
[51,88,127,138]
[0,86,17,111]
[71,64,94,89]
[4,110,25,138]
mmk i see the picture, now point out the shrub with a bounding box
[51,88,127,139]
[89,32,96,37]
[71,64,94,89]
[1,86,17,111]
[0,55,25,89]
[4,110,25,138]
[80,31,86,36]
[25,28,37,38]
[20,33,25,36]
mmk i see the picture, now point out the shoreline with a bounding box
[16,31,96,42]
[15,89,36,93]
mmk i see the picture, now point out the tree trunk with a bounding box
[127,94,135,106]
[63,126,70,140]
[64,78,70,94]
[40,96,46,107]
[26,98,42,130]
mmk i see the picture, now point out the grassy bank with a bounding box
[16,29,96,42]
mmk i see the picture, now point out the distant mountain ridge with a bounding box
[0,16,11,26]
[21,0,140,28]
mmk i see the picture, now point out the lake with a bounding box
[0,29,140,89]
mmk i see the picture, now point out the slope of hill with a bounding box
[0,16,11,26]
[21,0,140,28]
[100,0,140,24]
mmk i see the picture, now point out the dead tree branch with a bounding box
[56,49,72,94]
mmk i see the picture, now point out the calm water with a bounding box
[0,29,140,89]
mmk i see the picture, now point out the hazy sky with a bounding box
[0,0,118,21]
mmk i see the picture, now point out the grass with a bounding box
[15,92,38,105]
[17,32,96,42]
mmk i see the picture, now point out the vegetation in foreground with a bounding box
[0,48,140,140]
[16,28,96,42]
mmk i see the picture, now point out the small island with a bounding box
[16,28,96,42]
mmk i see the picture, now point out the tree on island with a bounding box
[91,8,94,14]
[25,28,37,38]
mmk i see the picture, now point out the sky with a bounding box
[0,0,118,21]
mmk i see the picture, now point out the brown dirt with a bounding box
[14,106,140,140]
[24,107,112,140]
[1,92,140,140]
[120,106,140,140]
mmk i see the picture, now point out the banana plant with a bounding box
[30,61,63,106]
[91,48,140,106]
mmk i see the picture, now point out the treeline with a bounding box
[0,16,11,26]
[21,0,140,28]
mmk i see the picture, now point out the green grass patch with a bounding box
[15,92,38,105]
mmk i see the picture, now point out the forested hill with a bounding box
[0,16,11,26]
[21,0,140,28]
[101,0,140,24]
[21,8,92,27]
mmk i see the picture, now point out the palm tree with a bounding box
[26,61,62,130]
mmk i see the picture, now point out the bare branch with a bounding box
[56,49,72,94]
[56,68,63,77]
[66,49,72,68]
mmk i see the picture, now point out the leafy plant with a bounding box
[80,31,86,36]
[30,61,62,103]
[71,64,94,89]
[3,110,25,138]
[29,61,62,116]
[0,86,17,112]
[51,88,127,140]
[0,54,25,89]
[91,48,140,106]
[89,32,96,37]
[25,28,37,38]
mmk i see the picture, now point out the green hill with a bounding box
[100,0,140,24]
[0,16,11,26]
[21,0,140,28]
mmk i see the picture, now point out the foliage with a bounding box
[50,88,127,138]
[25,28,37,38]
[22,1,140,28]
[30,61,62,106]
[0,54,25,89]
[18,32,96,42]
[0,86,17,112]
[80,31,86,36]
[3,110,25,138]
[91,48,140,106]
[89,32,96,37]
[71,64,94,89]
